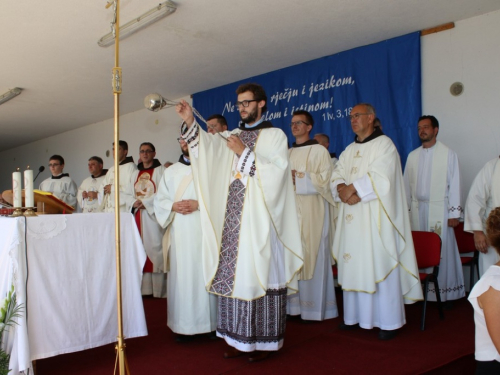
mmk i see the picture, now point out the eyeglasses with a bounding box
[176,137,184,143]
[349,113,371,120]
[48,163,61,167]
[139,150,154,154]
[235,100,258,108]
[290,120,310,127]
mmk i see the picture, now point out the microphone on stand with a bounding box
[33,166,45,182]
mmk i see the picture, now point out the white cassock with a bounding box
[331,131,422,330]
[77,173,107,213]
[404,142,465,301]
[465,157,500,276]
[39,174,78,207]
[154,160,217,335]
[287,142,338,321]
[132,162,167,298]
[98,158,137,213]
[180,119,303,352]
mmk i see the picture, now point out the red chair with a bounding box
[412,231,445,331]
[454,221,480,291]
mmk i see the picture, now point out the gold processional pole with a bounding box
[105,1,128,374]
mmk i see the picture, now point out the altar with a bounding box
[0,213,148,374]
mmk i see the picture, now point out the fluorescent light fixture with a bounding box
[0,87,22,106]
[98,1,177,47]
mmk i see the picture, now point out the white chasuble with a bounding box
[465,157,500,275]
[154,162,217,334]
[181,121,304,301]
[332,135,422,303]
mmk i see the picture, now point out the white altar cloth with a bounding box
[0,213,148,374]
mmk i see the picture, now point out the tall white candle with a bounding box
[12,169,22,208]
[24,168,34,208]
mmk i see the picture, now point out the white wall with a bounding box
[421,9,500,197]
[1,9,499,197]
[0,97,190,192]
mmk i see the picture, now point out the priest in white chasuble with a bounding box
[98,140,137,213]
[465,156,500,275]
[175,83,303,362]
[287,110,338,321]
[77,156,107,213]
[331,103,422,341]
[154,139,217,340]
[131,142,167,298]
[39,154,78,207]
[404,115,465,301]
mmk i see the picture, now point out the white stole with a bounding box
[407,142,449,236]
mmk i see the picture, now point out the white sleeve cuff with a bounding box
[330,179,345,202]
[296,172,318,195]
[353,175,377,202]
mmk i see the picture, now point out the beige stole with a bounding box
[408,142,449,236]
[161,172,193,272]
[289,145,334,279]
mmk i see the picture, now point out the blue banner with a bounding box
[193,32,421,164]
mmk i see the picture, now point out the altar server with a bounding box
[39,154,78,207]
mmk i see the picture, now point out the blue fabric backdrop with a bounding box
[193,32,421,165]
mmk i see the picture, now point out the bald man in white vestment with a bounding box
[404,115,465,302]
[287,110,337,321]
[465,156,500,276]
[331,103,422,341]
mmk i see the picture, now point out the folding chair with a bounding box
[453,221,480,291]
[412,231,445,331]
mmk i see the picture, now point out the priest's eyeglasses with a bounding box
[290,120,310,127]
[48,163,61,167]
[139,150,154,154]
[349,113,370,120]
[235,100,258,108]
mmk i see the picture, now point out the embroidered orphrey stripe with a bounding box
[217,288,287,344]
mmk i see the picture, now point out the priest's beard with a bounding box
[182,149,189,157]
[240,106,258,124]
